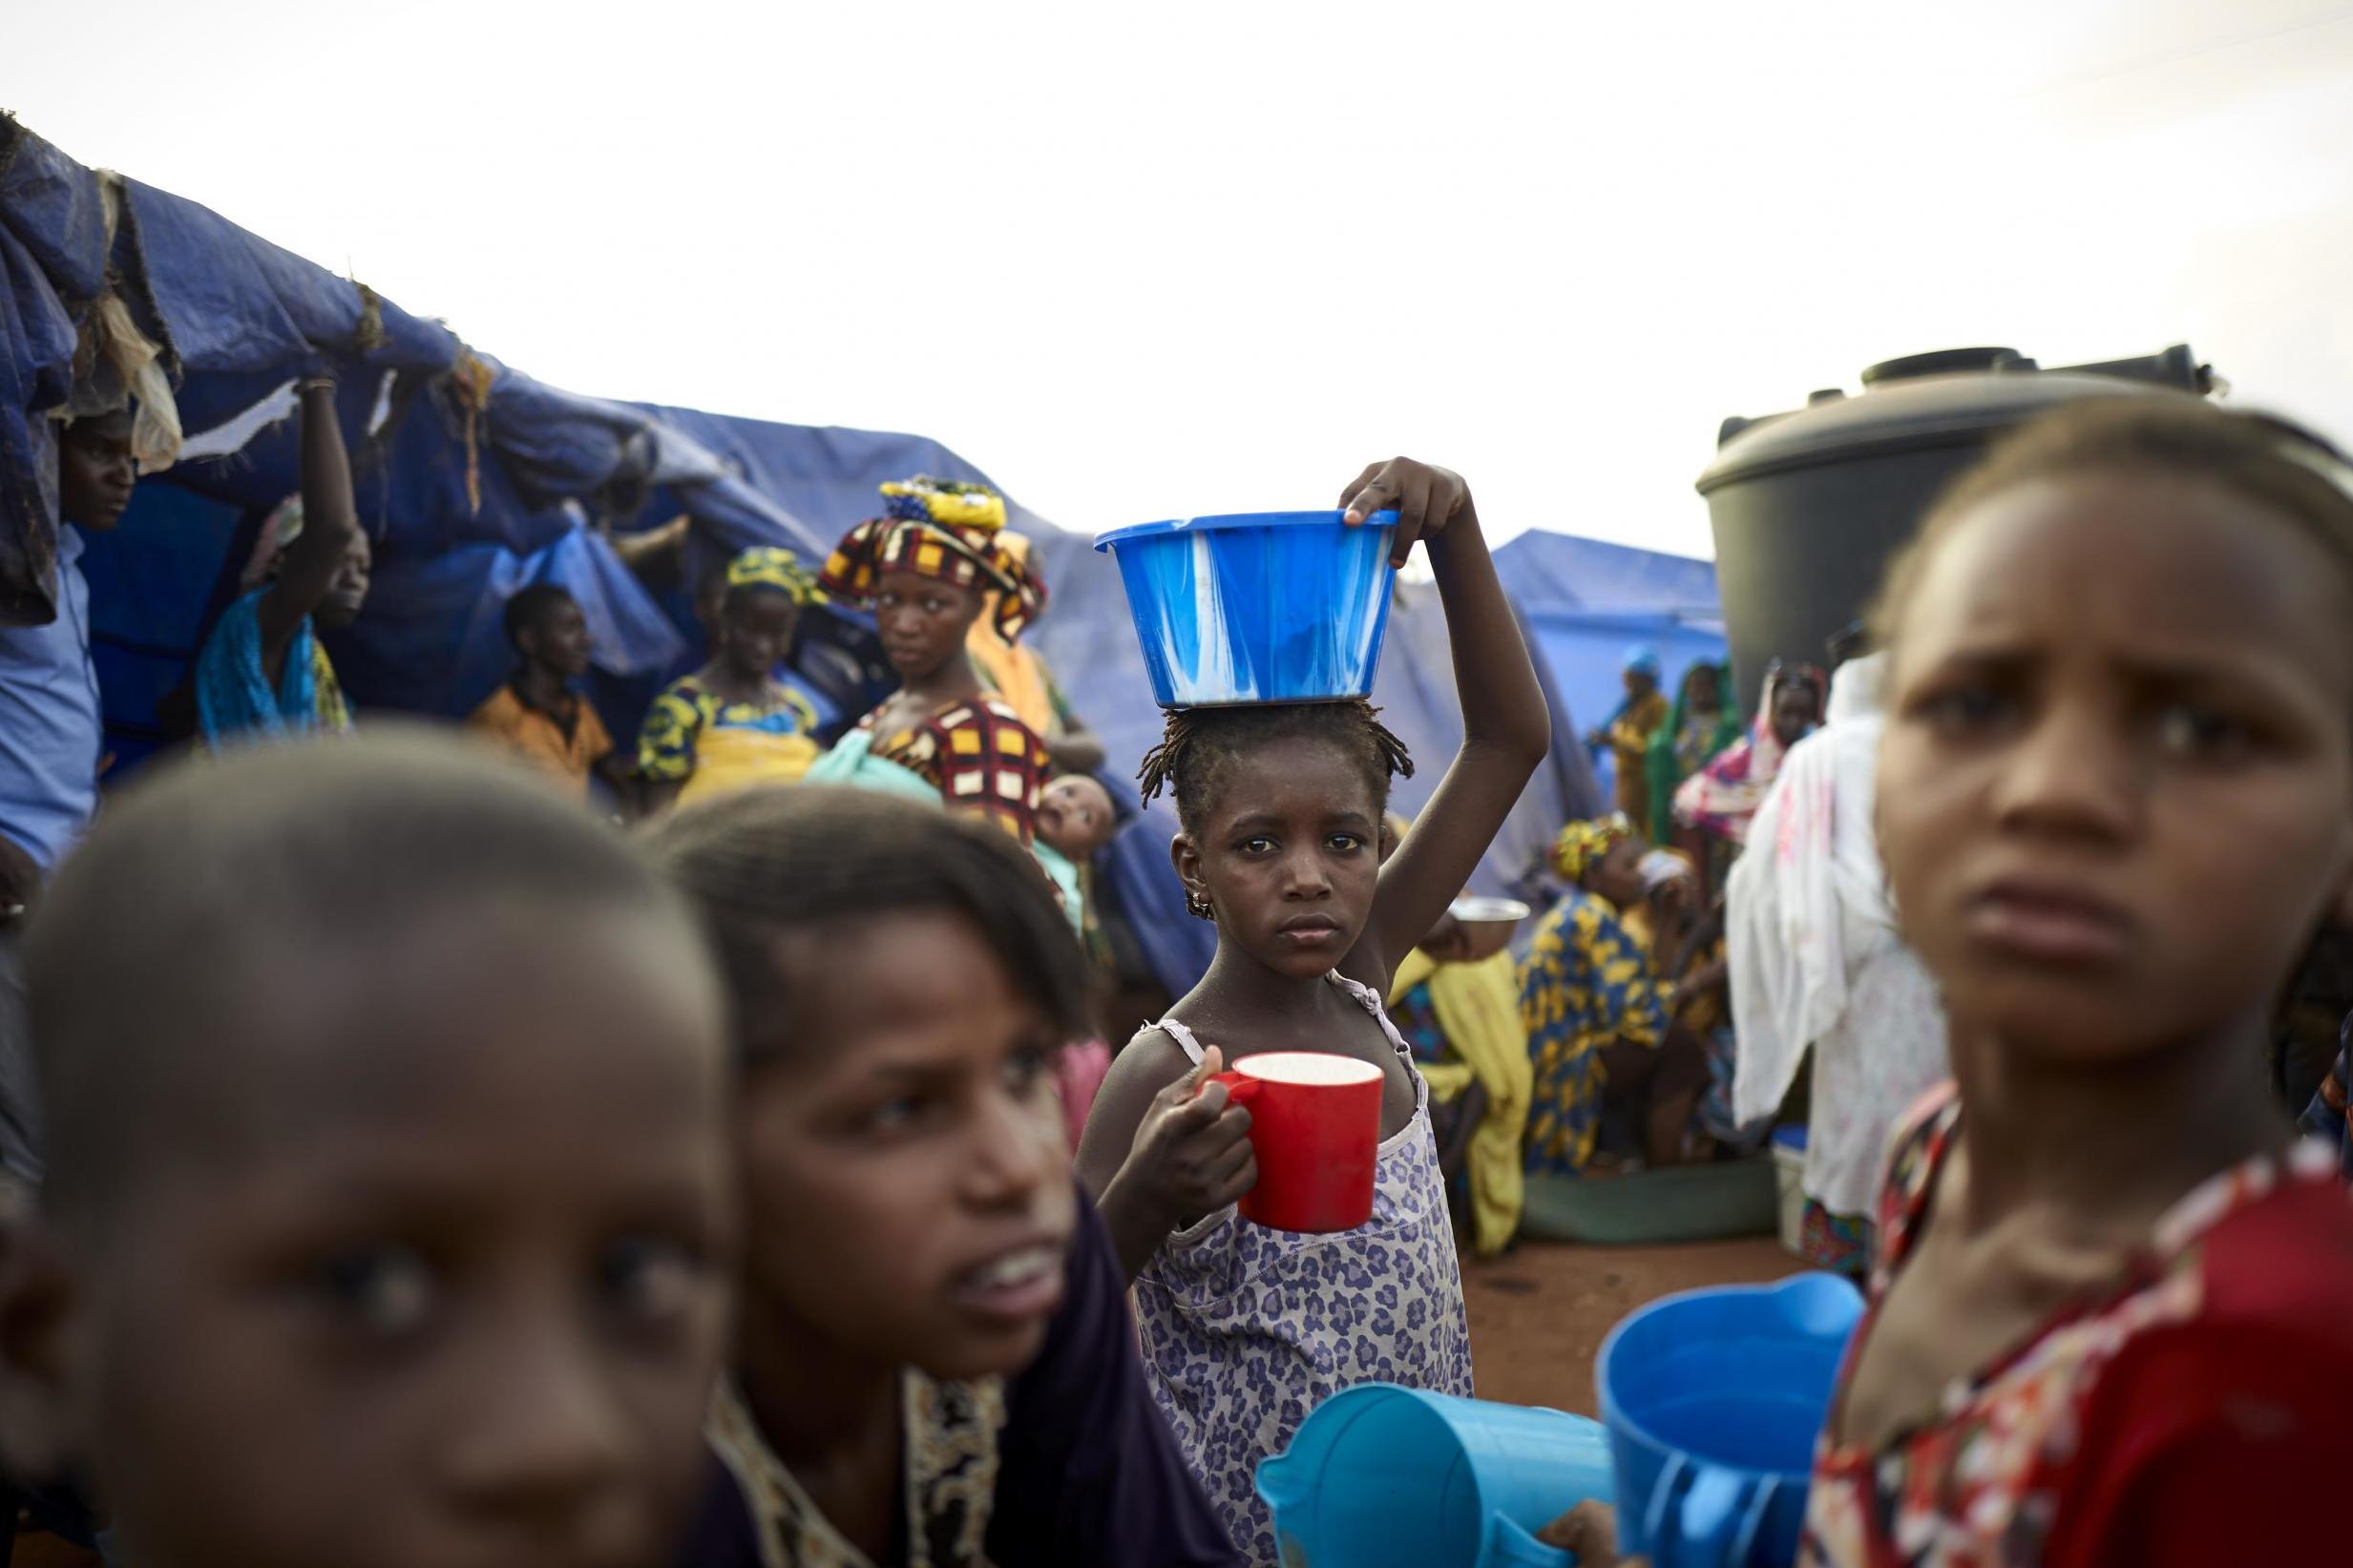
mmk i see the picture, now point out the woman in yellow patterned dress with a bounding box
[1520,816,1710,1173]
[636,548,825,815]
[809,477,1056,847]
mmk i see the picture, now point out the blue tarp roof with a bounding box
[6,113,1739,999]
[1490,530,1731,804]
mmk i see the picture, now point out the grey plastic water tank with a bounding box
[1696,345,2216,714]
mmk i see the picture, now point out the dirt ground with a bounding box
[1462,1234,1800,1415]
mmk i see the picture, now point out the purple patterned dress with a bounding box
[1135,974,1476,1567]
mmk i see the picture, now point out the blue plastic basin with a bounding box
[1256,1384,1613,1568]
[1596,1273,1862,1567]
[1094,510,1398,707]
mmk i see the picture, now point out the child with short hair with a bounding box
[637,548,825,814]
[1076,458,1550,1564]
[648,785,1239,1567]
[468,582,628,805]
[0,731,737,1568]
[1555,398,2353,1567]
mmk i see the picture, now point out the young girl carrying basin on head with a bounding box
[1076,457,1551,1566]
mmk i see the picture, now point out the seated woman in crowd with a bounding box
[636,547,825,814]
[1388,897,1534,1257]
[1624,848,1769,1160]
[466,583,631,806]
[651,785,1239,1568]
[194,376,372,746]
[1521,816,1710,1175]
[1670,661,1825,896]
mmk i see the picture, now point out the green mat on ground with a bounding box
[1520,1157,1777,1245]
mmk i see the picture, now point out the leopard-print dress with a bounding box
[1133,973,1475,1567]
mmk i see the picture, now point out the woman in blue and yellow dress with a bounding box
[636,548,825,815]
[1520,816,1711,1174]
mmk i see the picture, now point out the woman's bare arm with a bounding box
[257,379,361,672]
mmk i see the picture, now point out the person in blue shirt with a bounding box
[0,409,135,908]
[0,406,138,1193]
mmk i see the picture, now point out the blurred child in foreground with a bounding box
[0,733,735,1568]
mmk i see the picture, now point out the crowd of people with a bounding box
[1507,635,1932,1274]
[0,378,2350,1568]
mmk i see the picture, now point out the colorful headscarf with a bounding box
[1671,662,1828,846]
[1623,644,1664,682]
[1550,814,1633,883]
[818,476,1047,643]
[725,546,824,606]
[196,586,351,747]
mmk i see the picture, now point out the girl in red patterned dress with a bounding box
[1551,399,2353,1568]
[1809,400,2353,1566]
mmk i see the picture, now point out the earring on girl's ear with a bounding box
[1187,889,1215,921]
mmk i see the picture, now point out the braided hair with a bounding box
[1137,700,1415,834]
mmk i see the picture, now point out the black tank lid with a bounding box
[1698,345,2216,494]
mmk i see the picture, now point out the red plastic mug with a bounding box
[1211,1052,1385,1234]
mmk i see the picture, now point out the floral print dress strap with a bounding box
[1866,1082,1963,1299]
[1155,1014,1209,1067]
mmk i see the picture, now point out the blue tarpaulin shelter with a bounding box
[1489,530,1728,803]
[6,113,1736,1002]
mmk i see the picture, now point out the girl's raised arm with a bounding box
[1338,458,1549,990]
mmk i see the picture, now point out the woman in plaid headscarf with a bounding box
[1519,815,1710,1174]
[635,547,826,814]
[808,476,1060,847]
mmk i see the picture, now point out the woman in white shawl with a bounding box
[1726,652,1948,1274]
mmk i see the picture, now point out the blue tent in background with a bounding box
[1490,531,1728,801]
[7,113,1733,1004]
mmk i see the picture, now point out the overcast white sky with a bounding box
[11,1,2352,554]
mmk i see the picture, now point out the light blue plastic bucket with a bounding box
[1255,1384,1613,1568]
[1093,510,1398,707]
[1595,1273,1863,1567]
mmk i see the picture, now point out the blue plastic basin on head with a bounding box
[1256,1384,1613,1568]
[1596,1273,1863,1567]
[1093,510,1399,707]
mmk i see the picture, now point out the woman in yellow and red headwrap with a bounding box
[964,531,1108,775]
[1519,815,1710,1175]
[808,476,1060,847]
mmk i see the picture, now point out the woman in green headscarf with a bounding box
[1647,659,1740,848]
[635,547,826,815]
